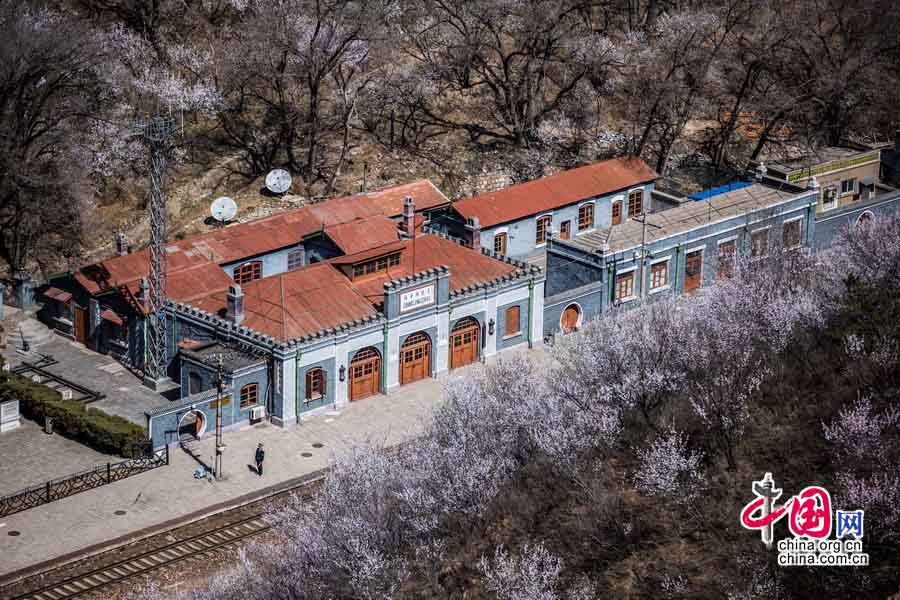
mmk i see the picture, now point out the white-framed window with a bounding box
[287,248,304,270]
[627,188,644,217]
[783,217,803,249]
[840,178,857,196]
[821,185,838,210]
[535,214,552,245]
[650,260,669,291]
[750,228,769,258]
[578,202,595,231]
[615,269,636,302]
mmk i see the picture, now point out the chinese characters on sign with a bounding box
[740,472,868,566]
[400,285,435,313]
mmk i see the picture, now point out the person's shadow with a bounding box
[247,463,260,475]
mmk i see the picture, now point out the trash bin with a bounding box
[44,416,53,435]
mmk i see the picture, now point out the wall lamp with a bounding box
[488,318,495,336]
[339,365,346,382]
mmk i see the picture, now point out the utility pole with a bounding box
[214,355,226,480]
[635,213,663,299]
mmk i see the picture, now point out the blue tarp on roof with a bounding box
[688,181,752,201]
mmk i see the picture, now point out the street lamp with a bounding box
[488,318,495,336]
[339,365,346,382]
[213,355,228,480]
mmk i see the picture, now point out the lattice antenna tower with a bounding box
[134,115,178,386]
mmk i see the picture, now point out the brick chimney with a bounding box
[469,217,481,252]
[403,195,415,237]
[226,284,244,326]
[115,232,129,256]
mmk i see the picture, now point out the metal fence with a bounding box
[0,443,169,518]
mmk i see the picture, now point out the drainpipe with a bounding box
[382,321,389,392]
[295,350,301,425]
[672,244,681,295]
[527,279,534,349]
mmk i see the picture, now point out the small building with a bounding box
[542,181,818,336]
[433,157,659,261]
[753,146,884,214]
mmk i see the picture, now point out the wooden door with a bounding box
[561,304,580,334]
[684,251,703,294]
[400,332,431,385]
[560,221,571,240]
[350,347,381,401]
[74,307,88,344]
[611,200,622,226]
[449,318,479,369]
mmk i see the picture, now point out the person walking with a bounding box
[255,443,265,477]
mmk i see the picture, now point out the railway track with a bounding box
[8,514,271,600]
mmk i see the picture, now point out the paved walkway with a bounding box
[0,373,451,578]
[0,419,117,497]
[2,334,173,426]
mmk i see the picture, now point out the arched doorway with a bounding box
[449,317,480,369]
[178,410,206,441]
[349,347,381,401]
[400,332,431,385]
[561,304,581,334]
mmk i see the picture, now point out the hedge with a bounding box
[0,375,146,458]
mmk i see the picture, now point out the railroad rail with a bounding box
[10,515,271,600]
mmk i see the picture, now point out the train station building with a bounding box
[38,180,543,448]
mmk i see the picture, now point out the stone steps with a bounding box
[12,318,53,349]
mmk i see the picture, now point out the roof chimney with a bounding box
[469,217,481,252]
[115,232,129,256]
[403,195,415,237]
[226,284,244,325]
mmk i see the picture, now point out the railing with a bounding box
[0,442,169,518]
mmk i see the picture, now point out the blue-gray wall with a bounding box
[496,298,530,350]
[476,182,655,259]
[813,191,900,249]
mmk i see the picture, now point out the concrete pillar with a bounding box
[435,306,450,375]
[385,323,400,392]
[484,294,498,359]
[279,356,297,425]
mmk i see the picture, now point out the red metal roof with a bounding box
[99,308,124,326]
[192,262,378,341]
[75,179,446,300]
[324,215,400,255]
[44,287,73,302]
[350,179,449,217]
[346,235,519,304]
[452,156,658,228]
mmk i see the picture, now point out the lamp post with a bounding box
[213,355,226,480]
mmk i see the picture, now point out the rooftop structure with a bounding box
[452,156,658,228]
[568,183,806,255]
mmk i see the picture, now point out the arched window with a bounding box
[189,372,203,395]
[628,189,644,217]
[493,232,508,255]
[856,211,874,228]
[535,215,552,245]
[305,368,327,402]
[578,203,595,230]
[240,383,259,409]
[233,261,262,285]
[561,304,581,334]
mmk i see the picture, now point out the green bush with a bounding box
[0,375,145,458]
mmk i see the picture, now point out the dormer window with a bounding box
[351,252,401,279]
[233,260,262,285]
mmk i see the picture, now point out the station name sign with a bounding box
[400,284,435,313]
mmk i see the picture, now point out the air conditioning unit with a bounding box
[60,389,73,400]
[249,406,266,421]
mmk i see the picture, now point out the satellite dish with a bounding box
[210,196,238,223]
[265,169,292,194]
